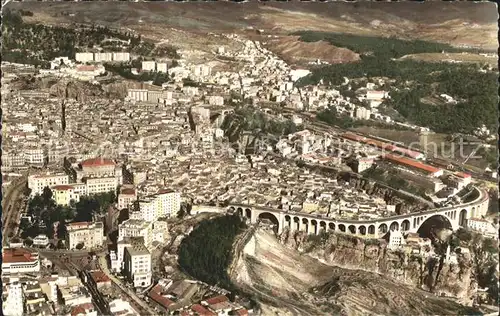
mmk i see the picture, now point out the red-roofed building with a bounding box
[149,284,176,312]
[191,304,216,316]
[80,158,116,177]
[202,295,233,314]
[118,185,137,210]
[89,271,112,288]
[383,154,443,177]
[2,248,40,275]
[232,309,249,316]
[71,303,97,316]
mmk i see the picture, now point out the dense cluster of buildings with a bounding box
[2,27,497,315]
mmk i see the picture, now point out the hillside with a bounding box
[6,1,497,65]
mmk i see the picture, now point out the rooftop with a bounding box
[90,271,111,284]
[2,248,38,264]
[81,157,116,168]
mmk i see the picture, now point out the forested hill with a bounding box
[294,31,498,135]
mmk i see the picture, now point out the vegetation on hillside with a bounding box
[2,9,177,67]
[450,228,498,304]
[363,166,426,196]
[293,31,497,134]
[178,215,246,291]
[292,31,479,59]
[104,62,170,86]
[221,106,300,143]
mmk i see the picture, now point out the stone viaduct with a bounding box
[228,187,489,238]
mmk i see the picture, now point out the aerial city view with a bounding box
[0,1,498,315]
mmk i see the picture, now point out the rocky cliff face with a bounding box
[279,230,476,303]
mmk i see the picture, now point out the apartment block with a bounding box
[123,243,152,288]
[118,219,153,249]
[28,173,69,197]
[66,222,104,250]
[139,190,181,222]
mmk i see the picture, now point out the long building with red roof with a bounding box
[2,248,40,275]
[383,154,443,177]
[342,132,425,160]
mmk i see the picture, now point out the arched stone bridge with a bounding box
[229,187,489,238]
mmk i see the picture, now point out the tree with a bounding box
[42,186,53,203]
[455,228,472,243]
[57,240,66,249]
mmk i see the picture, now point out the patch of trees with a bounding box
[74,191,116,222]
[104,63,169,86]
[153,45,181,59]
[20,187,116,240]
[363,167,425,196]
[178,215,246,291]
[21,187,74,239]
[221,106,300,143]
[2,9,155,66]
[292,31,482,59]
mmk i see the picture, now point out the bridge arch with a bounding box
[416,214,453,238]
[348,225,356,234]
[302,218,309,234]
[358,225,367,235]
[257,212,280,234]
[459,209,467,227]
[368,225,375,235]
[237,207,243,217]
[390,221,399,231]
[284,215,291,229]
[379,223,388,235]
[229,206,236,213]
[319,221,327,233]
[401,220,411,231]
[328,223,335,231]
[338,224,346,232]
[293,217,300,231]
[245,208,252,219]
[311,220,318,235]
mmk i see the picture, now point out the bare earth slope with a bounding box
[8,1,498,64]
[234,229,479,316]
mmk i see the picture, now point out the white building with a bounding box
[118,219,153,249]
[355,106,371,120]
[66,222,104,250]
[156,62,168,73]
[387,230,405,250]
[142,61,156,72]
[468,218,496,236]
[128,89,148,102]
[356,158,374,173]
[118,187,137,210]
[2,280,24,316]
[24,148,46,165]
[94,52,113,63]
[32,235,50,247]
[2,248,40,275]
[109,298,140,316]
[75,52,94,64]
[207,95,224,106]
[123,244,152,288]
[85,177,118,195]
[112,52,130,62]
[138,190,181,222]
[28,173,69,197]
